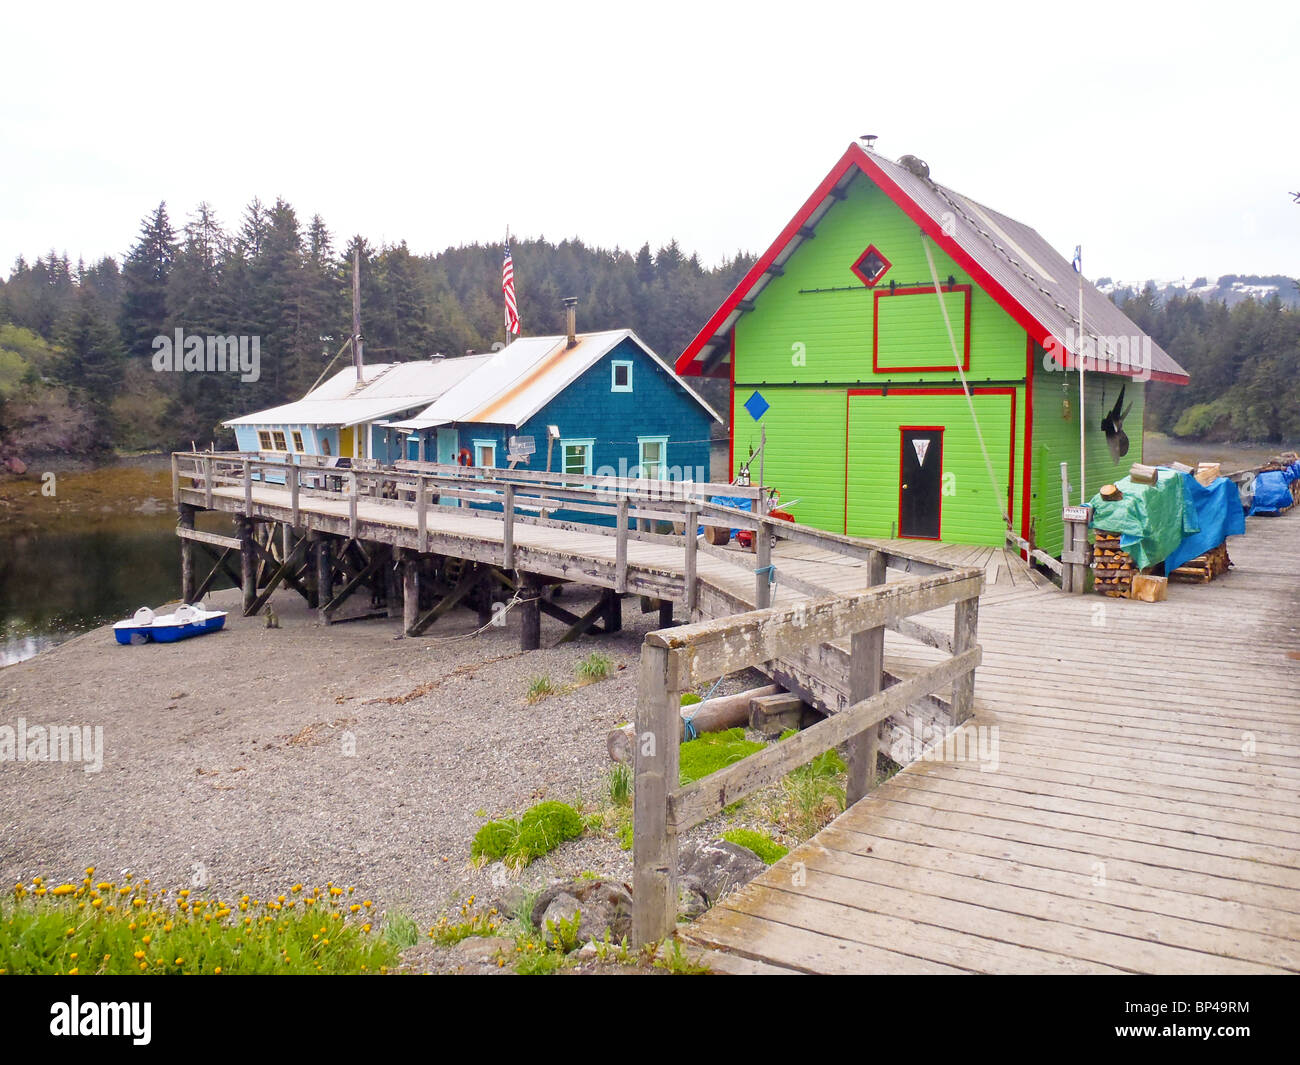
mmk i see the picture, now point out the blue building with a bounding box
[386,328,722,495]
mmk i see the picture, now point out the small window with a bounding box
[257,430,273,451]
[322,436,332,457]
[292,430,305,451]
[271,430,288,451]
[611,360,633,392]
[562,439,594,477]
[851,244,892,288]
[638,436,668,479]
[473,440,497,468]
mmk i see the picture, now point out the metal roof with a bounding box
[676,143,1189,385]
[387,329,723,431]
[223,355,492,427]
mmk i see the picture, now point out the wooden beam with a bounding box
[239,518,256,615]
[176,526,243,551]
[951,596,979,724]
[519,574,542,650]
[402,552,421,635]
[632,642,680,947]
[192,546,236,602]
[846,552,885,806]
[178,504,196,602]
[243,537,309,617]
[406,562,481,636]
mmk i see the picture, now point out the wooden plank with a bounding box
[176,526,242,552]
[846,550,885,806]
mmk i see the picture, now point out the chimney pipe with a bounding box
[562,297,578,348]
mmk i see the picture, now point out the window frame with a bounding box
[611,360,634,393]
[257,430,273,451]
[271,430,288,452]
[637,435,669,480]
[291,430,305,452]
[561,438,595,478]
[472,439,497,468]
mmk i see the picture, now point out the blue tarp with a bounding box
[702,495,751,538]
[1165,473,1246,573]
[1249,469,1295,515]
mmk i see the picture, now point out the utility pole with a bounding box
[352,247,365,384]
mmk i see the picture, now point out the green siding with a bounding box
[875,289,970,370]
[1031,360,1145,556]
[734,173,1026,386]
[846,391,1018,546]
[733,387,846,534]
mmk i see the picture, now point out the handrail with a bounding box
[630,566,983,946]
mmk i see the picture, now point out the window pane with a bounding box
[564,445,588,475]
[272,431,287,451]
[292,431,305,451]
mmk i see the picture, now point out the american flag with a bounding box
[502,242,519,335]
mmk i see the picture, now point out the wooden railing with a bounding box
[630,563,983,946]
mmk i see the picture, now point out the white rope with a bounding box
[920,234,1011,527]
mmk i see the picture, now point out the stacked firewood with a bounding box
[1092,531,1136,597]
[1169,543,1232,583]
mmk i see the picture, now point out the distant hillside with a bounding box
[1097,274,1300,309]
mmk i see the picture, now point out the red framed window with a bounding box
[850,244,891,288]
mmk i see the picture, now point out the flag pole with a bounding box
[504,225,512,348]
[1077,246,1086,505]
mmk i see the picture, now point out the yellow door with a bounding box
[339,426,355,458]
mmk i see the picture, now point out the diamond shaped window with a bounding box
[851,245,891,288]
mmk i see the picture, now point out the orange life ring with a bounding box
[458,448,472,466]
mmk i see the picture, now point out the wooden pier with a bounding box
[679,511,1300,973]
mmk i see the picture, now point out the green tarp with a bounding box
[1088,469,1198,571]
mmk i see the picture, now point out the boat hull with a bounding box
[113,613,226,645]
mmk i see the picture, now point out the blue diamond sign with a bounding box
[744,390,769,422]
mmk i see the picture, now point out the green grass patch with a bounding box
[678,728,766,785]
[427,897,504,946]
[606,763,631,806]
[721,828,789,865]
[470,801,585,869]
[526,675,557,703]
[575,652,614,683]
[0,875,396,975]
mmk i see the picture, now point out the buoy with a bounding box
[458,448,472,466]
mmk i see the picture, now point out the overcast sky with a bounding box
[3,0,1296,283]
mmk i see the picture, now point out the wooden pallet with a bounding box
[1169,542,1232,583]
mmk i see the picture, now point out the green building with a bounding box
[676,141,1189,557]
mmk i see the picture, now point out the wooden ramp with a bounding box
[684,514,1300,974]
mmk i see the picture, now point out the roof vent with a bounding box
[562,296,578,348]
[898,154,930,180]
[860,134,878,151]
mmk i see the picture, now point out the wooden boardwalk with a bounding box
[684,513,1300,974]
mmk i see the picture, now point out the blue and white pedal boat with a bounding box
[113,604,227,645]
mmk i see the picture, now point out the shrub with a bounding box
[512,802,584,866]
[471,819,520,863]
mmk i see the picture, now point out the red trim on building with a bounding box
[850,243,892,288]
[897,425,945,541]
[728,331,736,482]
[676,142,1186,387]
[1021,333,1035,556]
[845,386,1017,540]
[871,284,972,373]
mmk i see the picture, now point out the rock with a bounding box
[450,936,509,965]
[531,878,634,944]
[678,884,709,920]
[678,839,766,906]
[5,457,28,475]
[539,892,582,942]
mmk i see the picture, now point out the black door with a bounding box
[899,428,943,539]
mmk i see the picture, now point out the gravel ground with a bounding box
[0,583,758,938]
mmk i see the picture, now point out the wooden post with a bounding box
[204,454,214,510]
[846,551,886,806]
[951,595,979,724]
[178,504,196,602]
[684,503,698,615]
[755,518,772,609]
[632,642,681,947]
[348,473,359,540]
[289,461,300,527]
[171,453,180,503]
[384,545,402,619]
[243,459,253,514]
[315,535,333,624]
[502,482,515,570]
[615,495,629,593]
[239,516,257,616]
[658,599,674,628]
[604,590,623,633]
[416,475,429,554]
[402,551,420,635]
[519,574,542,651]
